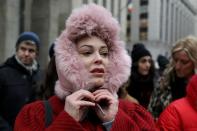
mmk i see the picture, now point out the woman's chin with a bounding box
[94,78,104,87]
[88,78,104,92]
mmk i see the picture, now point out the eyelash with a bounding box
[101,52,109,57]
[83,51,92,56]
[82,51,109,57]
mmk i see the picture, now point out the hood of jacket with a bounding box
[54,4,131,99]
[186,75,197,110]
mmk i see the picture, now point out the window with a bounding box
[140,0,148,6]
[140,13,148,19]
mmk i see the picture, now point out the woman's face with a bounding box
[77,36,109,88]
[173,50,194,79]
[138,56,152,75]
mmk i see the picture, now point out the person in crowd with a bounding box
[157,74,197,130]
[156,54,169,77]
[127,43,156,109]
[38,43,58,100]
[148,35,197,119]
[0,32,42,130]
[15,4,156,131]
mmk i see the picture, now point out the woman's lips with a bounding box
[90,68,104,73]
[90,68,105,76]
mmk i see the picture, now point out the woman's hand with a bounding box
[64,89,95,121]
[93,89,119,122]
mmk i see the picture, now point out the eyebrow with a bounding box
[78,45,92,49]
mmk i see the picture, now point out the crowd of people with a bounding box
[0,3,197,131]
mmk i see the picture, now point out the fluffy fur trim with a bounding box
[55,4,131,99]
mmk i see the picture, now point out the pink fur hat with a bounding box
[54,3,131,99]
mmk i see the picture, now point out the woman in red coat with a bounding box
[157,75,197,130]
[14,4,156,131]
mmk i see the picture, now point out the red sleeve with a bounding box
[111,100,157,131]
[14,101,86,131]
[157,103,181,131]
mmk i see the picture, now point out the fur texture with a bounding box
[54,4,131,99]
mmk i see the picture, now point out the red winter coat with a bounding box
[14,96,156,131]
[157,75,197,131]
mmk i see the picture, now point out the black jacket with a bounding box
[0,116,12,131]
[0,55,42,129]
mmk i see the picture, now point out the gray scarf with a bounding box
[15,55,38,75]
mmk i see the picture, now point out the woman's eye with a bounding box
[100,52,109,57]
[140,59,147,63]
[181,60,190,65]
[83,51,92,56]
[100,48,109,57]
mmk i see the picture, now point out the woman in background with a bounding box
[127,43,155,109]
[148,36,197,119]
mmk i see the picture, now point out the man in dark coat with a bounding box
[0,32,43,130]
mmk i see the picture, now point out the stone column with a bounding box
[31,0,50,69]
[97,0,103,6]
[176,6,180,41]
[106,0,111,11]
[148,0,161,41]
[161,0,167,42]
[120,0,127,41]
[24,0,33,31]
[171,2,176,43]
[72,0,82,8]
[0,0,20,62]
[113,0,118,19]
[167,0,172,44]
[0,0,6,62]
[131,0,140,42]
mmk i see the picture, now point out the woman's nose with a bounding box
[94,53,102,64]
[146,61,151,68]
[175,61,182,70]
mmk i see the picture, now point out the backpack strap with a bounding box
[43,100,53,127]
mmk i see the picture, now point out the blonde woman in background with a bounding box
[148,35,197,119]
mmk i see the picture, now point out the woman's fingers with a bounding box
[72,89,95,101]
[93,89,114,102]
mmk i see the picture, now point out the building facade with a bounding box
[128,0,197,59]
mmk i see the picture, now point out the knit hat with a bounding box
[131,43,151,63]
[157,54,169,71]
[54,4,131,99]
[16,32,40,49]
